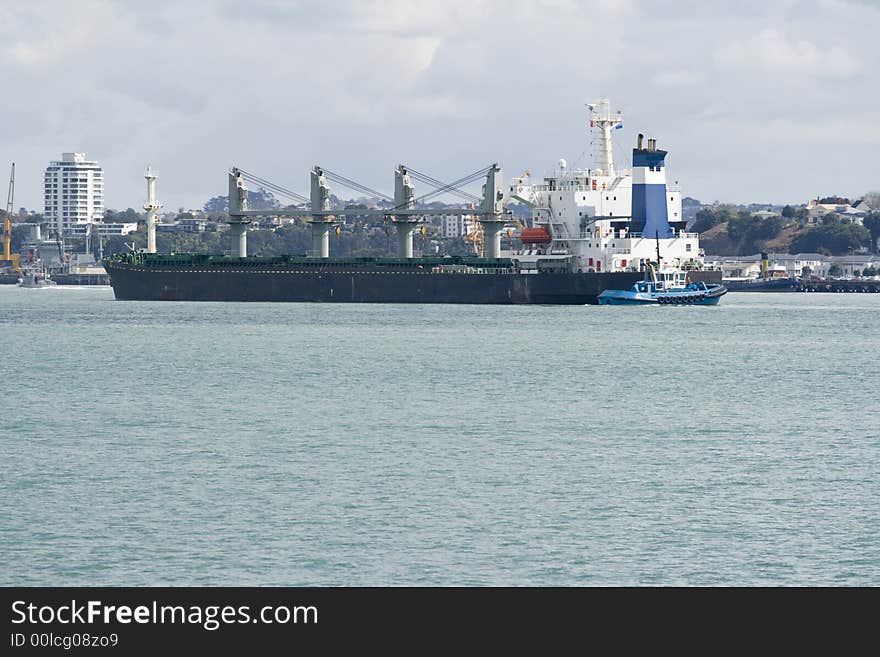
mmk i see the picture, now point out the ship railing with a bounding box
[530,181,596,193]
[627,231,699,239]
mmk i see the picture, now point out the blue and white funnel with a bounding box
[631,135,671,238]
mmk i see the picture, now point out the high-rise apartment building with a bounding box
[43,153,105,235]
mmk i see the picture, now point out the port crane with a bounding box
[2,163,21,273]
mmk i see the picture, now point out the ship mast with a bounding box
[588,99,622,177]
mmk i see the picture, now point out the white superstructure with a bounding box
[43,153,105,236]
[504,100,701,273]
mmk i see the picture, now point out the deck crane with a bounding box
[2,163,21,273]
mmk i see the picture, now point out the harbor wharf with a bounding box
[797,279,880,293]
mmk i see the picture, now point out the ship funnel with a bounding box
[631,136,671,238]
[637,133,644,150]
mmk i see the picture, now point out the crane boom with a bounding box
[5,163,12,216]
[2,163,21,273]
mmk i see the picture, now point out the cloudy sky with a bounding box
[1,0,878,212]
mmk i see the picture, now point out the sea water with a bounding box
[2,286,878,585]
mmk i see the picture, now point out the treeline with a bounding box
[789,213,876,255]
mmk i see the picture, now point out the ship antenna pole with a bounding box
[655,230,661,267]
[588,99,622,177]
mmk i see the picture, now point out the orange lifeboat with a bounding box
[519,227,552,244]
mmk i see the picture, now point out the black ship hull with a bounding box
[723,277,799,292]
[105,261,642,305]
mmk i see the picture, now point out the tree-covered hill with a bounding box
[694,206,878,256]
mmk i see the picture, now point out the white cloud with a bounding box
[652,70,702,87]
[0,1,878,208]
[714,29,859,78]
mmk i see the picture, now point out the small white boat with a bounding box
[18,271,57,288]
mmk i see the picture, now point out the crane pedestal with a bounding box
[309,218,335,258]
[228,218,250,257]
[480,217,506,259]
[392,218,421,258]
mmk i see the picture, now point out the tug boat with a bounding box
[598,267,726,305]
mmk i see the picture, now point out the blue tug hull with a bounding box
[598,280,727,306]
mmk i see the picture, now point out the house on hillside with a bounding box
[804,199,867,225]
[852,199,873,213]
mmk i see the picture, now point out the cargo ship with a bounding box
[106,99,718,304]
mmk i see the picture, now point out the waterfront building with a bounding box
[43,153,104,234]
[155,217,207,233]
[43,152,137,237]
[833,254,879,277]
[705,252,880,280]
[438,213,476,238]
[65,222,138,237]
